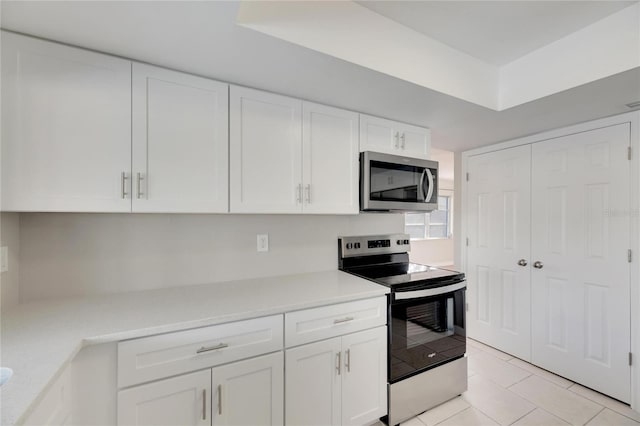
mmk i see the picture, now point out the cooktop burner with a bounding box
[346,263,465,291]
[338,233,465,292]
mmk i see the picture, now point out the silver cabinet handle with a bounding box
[305,184,311,204]
[217,384,222,415]
[518,259,528,267]
[334,316,354,324]
[121,172,129,199]
[400,133,406,149]
[296,183,302,204]
[136,172,145,199]
[533,261,544,269]
[196,343,228,354]
[202,389,206,420]
[336,352,341,375]
[345,349,351,373]
[394,132,400,148]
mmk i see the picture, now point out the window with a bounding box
[405,191,453,240]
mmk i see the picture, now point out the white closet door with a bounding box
[132,63,229,213]
[466,145,532,361]
[531,123,631,403]
[230,86,302,213]
[302,102,359,214]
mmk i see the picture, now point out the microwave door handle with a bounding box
[419,169,427,201]
[425,168,434,202]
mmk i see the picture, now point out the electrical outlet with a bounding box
[257,234,269,252]
[0,247,8,273]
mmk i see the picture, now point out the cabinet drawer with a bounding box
[285,297,386,347]
[118,315,283,388]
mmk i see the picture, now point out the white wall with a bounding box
[409,238,454,267]
[17,213,404,301]
[0,213,20,309]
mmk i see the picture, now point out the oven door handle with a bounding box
[393,281,466,300]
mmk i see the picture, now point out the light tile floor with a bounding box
[390,339,640,426]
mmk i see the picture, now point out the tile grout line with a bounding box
[506,405,537,426]
[583,406,606,425]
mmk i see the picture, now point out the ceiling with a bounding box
[357,1,635,65]
[1,1,639,153]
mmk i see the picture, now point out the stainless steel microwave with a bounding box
[360,151,438,212]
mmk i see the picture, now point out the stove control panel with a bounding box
[339,234,411,258]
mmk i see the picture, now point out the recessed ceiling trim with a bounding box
[237,1,640,112]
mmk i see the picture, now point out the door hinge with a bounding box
[628,146,632,160]
[629,352,633,366]
[466,172,469,182]
[466,237,469,247]
[628,249,632,263]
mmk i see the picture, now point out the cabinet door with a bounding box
[230,86,302,213]
[212,352,283,426]
[530,124,631,403]
[302,102,359,214]
[341,327,387,426]
[1,32,132,212]
[397,123,430,159]
[359,114,397,154]
[466,145,532,361]
[23,366,72,426]
[117,369,211,426]
[132,63,228,213]
[286,338,342,426]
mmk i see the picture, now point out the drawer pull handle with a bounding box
[196,343,228,354]
[336,351,341,375]
[334,316,355,324]
[202,389,206,420]
[218,384,222,415]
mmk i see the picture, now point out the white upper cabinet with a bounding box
[359,114,430,159]
[230,86,303,213]
[1,31,132,212]
[132,63,229,213]
[230,86,360,214]
[302,102,359,214]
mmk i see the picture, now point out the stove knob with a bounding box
[346,243,352,249]
[397,239,402,245]
[404,239,409,244]
[355,243,361,249]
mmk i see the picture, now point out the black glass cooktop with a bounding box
[345,262,465,291]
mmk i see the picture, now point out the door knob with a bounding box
[533,261,544,269]
[517,259,528,267]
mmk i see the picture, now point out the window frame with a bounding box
[404,190,454,241]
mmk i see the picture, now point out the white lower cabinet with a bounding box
[285,326,387,426]
[118,369,211,426]
[23,366,73,426]
[212,352,284,426]
[118,352,283,426]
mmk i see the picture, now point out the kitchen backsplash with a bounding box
[14,213,403,302]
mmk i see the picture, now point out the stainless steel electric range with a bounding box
[338,234,468,426]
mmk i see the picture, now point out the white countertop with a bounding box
[0,270,388,426]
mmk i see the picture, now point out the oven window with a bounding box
[390,289,466,382]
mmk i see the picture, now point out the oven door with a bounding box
[389,283,466,383]
[360,151,438,212]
